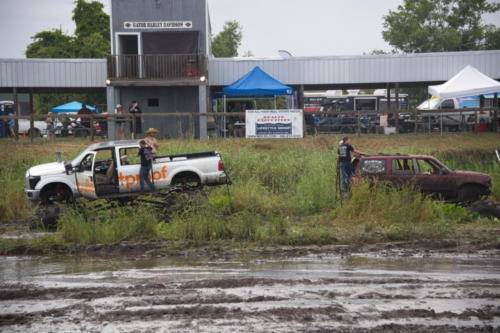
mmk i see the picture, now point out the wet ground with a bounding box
[1,250,499,333]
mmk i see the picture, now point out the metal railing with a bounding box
[107,54,207,80]
[0,108,498,142]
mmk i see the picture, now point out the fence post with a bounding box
[90,114,95,141]
[475,110,479,135]
[30,114,34,143]
[414,108,418,135]
[190,113,195,139]
[440,112,443,136]
[132,114,136,139]
[356,110,361,137]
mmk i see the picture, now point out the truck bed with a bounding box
[155,151,218,163]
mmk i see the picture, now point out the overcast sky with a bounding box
[0,0,499,58]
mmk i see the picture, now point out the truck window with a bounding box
[119,147,140,165]
[415,159,440,175]
[80,154,94,172]
[391,158,414,175]
[440,99,455,109]
[94,149,116,185]
[360,159,385,174]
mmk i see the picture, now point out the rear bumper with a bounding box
[206,172,229,186]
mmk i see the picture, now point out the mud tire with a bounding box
[467,200,500,219]
[457,184,485,204]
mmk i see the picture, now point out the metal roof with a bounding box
[0,58,107,88]
[208,50,500,86]
[1,50,499,89]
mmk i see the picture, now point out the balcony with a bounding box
[107,54,207,85]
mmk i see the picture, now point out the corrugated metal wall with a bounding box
[208,50,500,86]
[1,50,499,88]
[0,59,107,88]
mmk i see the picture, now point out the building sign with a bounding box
[246,110,303,139]
[124,21,193,29]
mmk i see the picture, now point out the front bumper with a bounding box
[25,189,41,201]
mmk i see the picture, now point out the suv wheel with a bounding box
[458,184,484,203]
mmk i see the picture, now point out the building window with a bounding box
[148,98,159,107]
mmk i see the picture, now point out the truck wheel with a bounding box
[467,200,500,219]
[458,184,484,203]
[28,128,41,137]
[171,173,201,188]
[40,184,73,205]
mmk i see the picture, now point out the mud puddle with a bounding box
[1,250,500,332]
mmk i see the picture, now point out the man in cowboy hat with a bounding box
[144,128,159,154]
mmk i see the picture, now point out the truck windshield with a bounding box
[417,98,440,110]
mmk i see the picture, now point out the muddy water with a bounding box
[1,251,499,333]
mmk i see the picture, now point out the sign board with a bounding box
[245,110,303,139]
[124,21,193,29]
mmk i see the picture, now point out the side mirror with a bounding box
[64,162,73,175]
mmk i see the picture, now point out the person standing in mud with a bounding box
[138,139,155,192]
[337,136,361,196]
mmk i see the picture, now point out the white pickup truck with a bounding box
[25,140,228,204]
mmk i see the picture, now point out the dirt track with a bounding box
[1,249,499,332]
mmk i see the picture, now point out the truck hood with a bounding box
[28,162,66,176]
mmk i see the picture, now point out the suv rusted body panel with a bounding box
[353,154,491,202]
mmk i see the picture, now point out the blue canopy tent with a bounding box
[223,66,293,98]
[219,66,295,137]
[51,101,98,113]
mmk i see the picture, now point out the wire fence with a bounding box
[0,108,498,142]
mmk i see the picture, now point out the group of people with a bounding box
[114,101,142,140]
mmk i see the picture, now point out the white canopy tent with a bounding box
[428,65,500,99]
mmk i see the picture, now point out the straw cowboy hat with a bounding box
[145,128,159,134]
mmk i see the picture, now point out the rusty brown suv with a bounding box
[353,154,492,203]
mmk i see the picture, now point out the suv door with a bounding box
[387,158,416,187]
[414,158,454,199]
[75,152,98,199]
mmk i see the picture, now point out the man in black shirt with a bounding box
[138,140,155,192]
[337,136,360,196]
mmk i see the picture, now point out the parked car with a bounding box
[25,140,229,204]
[353,154,491,203]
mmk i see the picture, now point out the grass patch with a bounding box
[0,134,499,252]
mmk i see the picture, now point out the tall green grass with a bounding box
[1,134,499,249]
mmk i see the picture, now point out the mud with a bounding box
[0,250,499,332]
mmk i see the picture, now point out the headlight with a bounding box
[28,176,41,190]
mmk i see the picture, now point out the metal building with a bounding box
[107,0,211,139]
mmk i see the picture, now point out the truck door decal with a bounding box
[118,165,168,190]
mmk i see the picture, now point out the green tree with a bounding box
[25,30,76,58]
[211,21,243,57]
[382,0,500,53]
[72,0,110,41]
[25,0,110,113]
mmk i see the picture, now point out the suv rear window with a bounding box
[360,159,385,174]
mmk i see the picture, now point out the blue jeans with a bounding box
[140,164,155,192]
[339,161,353,195]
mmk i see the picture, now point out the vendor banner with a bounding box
[246,110,303,139]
